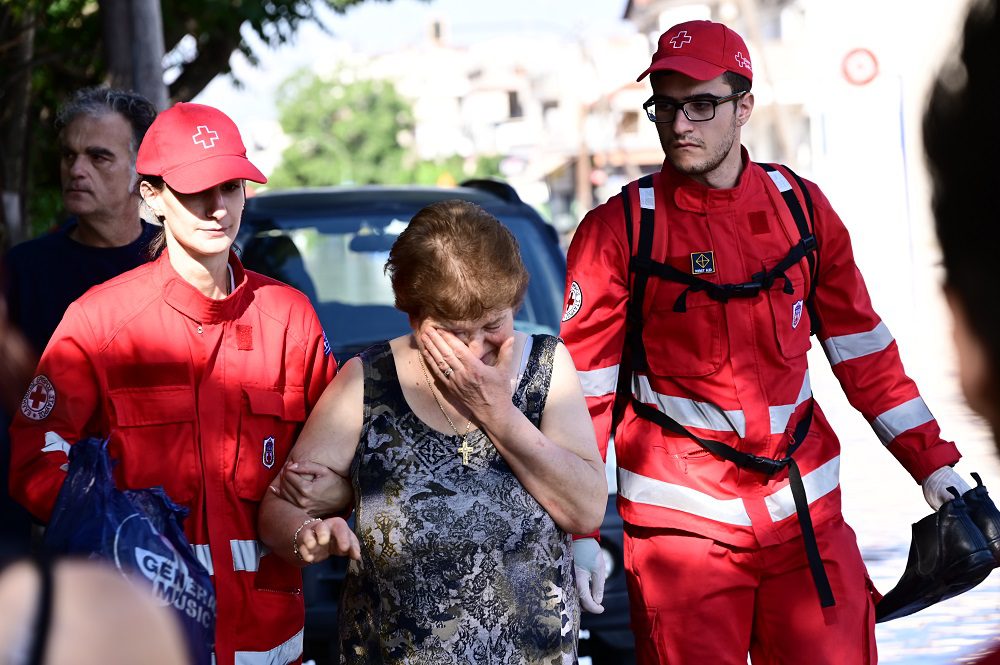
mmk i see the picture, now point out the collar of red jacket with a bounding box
[662,146,755,213]
[155,249,252,324]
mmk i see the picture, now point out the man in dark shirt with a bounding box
[4,87,159,355]
[2,87,157,554]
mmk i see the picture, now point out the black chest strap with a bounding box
[614,165,834,608]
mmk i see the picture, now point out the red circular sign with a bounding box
[842,48,879,86]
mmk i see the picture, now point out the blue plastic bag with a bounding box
[44,437,216,665]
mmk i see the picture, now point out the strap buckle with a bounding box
[743,454,789,476]
[724,281,762,299]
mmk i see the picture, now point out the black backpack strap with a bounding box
[629,395,833,607]
[611,175,654,438]
[611,168,835,608]
[628,175,656,372]
[759,163,821,335]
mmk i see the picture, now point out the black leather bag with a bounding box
[876,477,999,623]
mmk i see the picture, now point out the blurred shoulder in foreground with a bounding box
[0,557,187,665]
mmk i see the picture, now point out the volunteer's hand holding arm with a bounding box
[270,459,350,518]
[259,358,365,565]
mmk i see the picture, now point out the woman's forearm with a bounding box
[479,405,606,534]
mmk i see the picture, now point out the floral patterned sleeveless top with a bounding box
[338,334,579,664]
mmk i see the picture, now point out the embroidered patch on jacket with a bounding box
[792,299,804,329]
[236,324,253,350]
[262,436,276,469]
[749,211,769,235]
[322,330,332,356]
[21,375,56,421]
[563,281,583,322]
[691,251,715,275]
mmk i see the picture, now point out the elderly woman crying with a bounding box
[259,199,607,664]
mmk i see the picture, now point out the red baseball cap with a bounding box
[136,102,266,194]
[636,20,753,84]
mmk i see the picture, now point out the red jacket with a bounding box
[560,152,960,548]
[9,251,336,665]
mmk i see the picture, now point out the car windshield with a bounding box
[240,211,564,359]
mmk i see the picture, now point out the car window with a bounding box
[240,210,564,360]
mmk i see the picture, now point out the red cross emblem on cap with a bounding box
[670,30,692,48]
[192,125,219,149]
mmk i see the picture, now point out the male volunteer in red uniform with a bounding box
[9,102,337,665]
[561,20,971,664]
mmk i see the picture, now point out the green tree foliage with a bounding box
[0,0,407,242]
[269,69,500,188]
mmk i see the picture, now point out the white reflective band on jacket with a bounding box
[234,629,303,665]
[230,540,265,573]
[582,367,813,438]
[618,455,841,527]
[192,544,214,576]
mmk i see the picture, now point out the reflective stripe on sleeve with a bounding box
[230,539,264,572]
[768,371,812,434]
[234,628,304,665]
[578,364,619,398]
[619,468,752,526]
[764,455,841,522]
[191,544,214,576]
[821,321,894,365]
[634,376,746,436]
[872,396,935,446]
[765,169,792,192]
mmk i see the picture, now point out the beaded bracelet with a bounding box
[293,517,321,563]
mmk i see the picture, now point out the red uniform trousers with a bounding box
[625,516,878,664]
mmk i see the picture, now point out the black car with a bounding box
[238,179,634,664]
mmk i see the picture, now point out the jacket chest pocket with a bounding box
[108,387,199,505]
[641,279,724,378]
[235,385,307,502]
[763,260,812,358]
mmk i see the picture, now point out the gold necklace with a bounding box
[417,351,474,465]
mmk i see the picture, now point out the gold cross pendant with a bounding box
[457,438,474,466]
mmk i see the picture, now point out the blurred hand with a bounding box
[270,460,351,517]
[922,466,972,510]
[573,538,606,614]
[296,517,361,564]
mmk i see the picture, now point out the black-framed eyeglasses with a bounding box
[643,91,748,124]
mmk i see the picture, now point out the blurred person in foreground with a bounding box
[0,286,38,558]
[0,556,187,665]
[924,0,1000,662]
[2,87,158,557]
[260,199,607,663]
[560,18,973,664]
[8,102,337,665]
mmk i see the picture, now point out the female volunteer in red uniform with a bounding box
[9,102,337,665]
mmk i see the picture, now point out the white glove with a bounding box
[573,538,606,614]
[922,466,973,510]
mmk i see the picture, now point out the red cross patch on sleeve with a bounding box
[21,375,56,421]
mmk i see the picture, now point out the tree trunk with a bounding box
[101,0,133,90]
[100,0,168,109]
[0,9,35,249]
[130,0,169,110]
